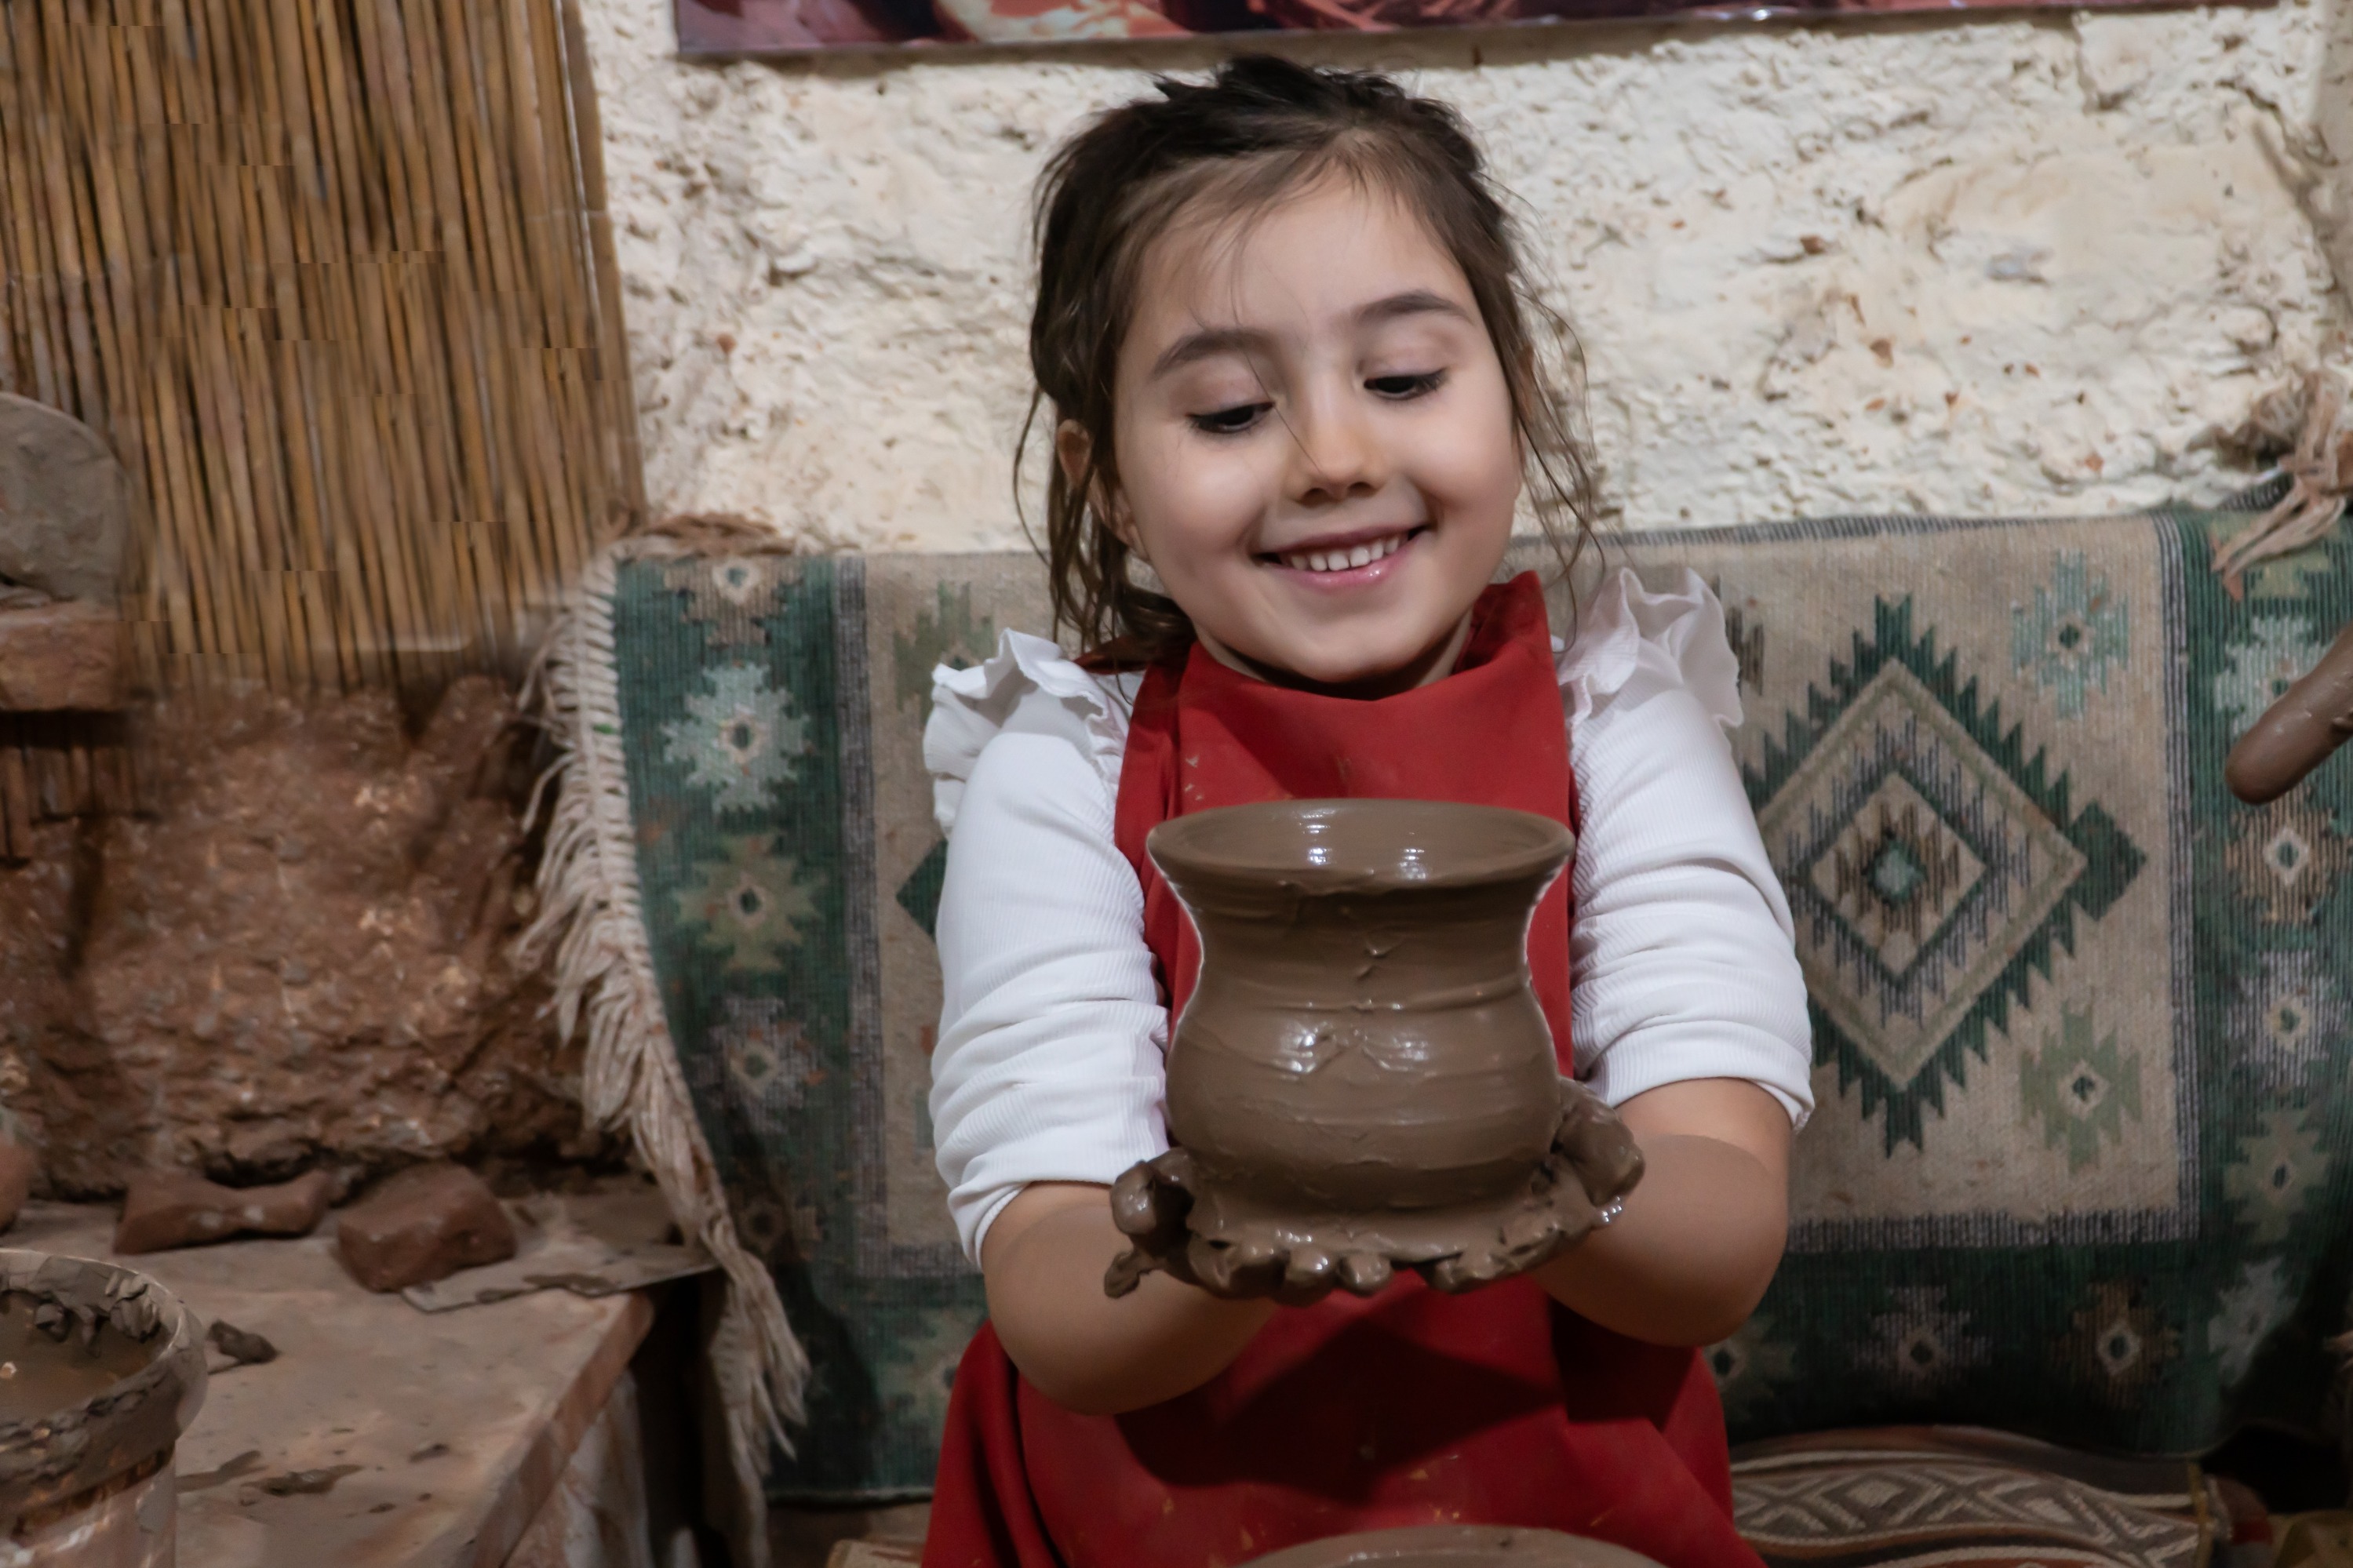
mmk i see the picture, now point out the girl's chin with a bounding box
[1224,622,1461,693]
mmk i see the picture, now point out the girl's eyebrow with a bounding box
[1149,290,1473,381]
[1151,325,1269,380]
[1357,288,1471,329]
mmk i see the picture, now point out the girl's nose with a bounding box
[1284,386,1389,508]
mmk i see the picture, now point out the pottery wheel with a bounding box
[1104,1078,1641,1305]
[1243,1524,1669,1567]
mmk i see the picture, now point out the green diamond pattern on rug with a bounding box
[1750,598,2146,1150]
[2225,951,2346,1093]
[2222,1108,2331,1245]
[2012,551,2129,720]
[2227,795,2352,924]
[2063,1282,2180,1406]
[2018,1002,2144,1173]
[1853,1285,1991,1392]
[662,664,809,813]
[673,835,821,973]
[2213,614,2329,738]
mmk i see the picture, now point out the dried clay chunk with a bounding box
[337,1164,516,1293]
[115,1168,332,1254]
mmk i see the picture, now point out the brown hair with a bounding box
[1022,55,1601,665]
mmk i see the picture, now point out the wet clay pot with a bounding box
[1105,800,1644,1304]
[0,1252,207,1566]
[1245,1525,1666,1568]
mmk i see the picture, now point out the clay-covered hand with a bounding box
[1419,1079,1641,1293]
[1557,1078,1645,1209]
[1104,1147,1401,1305]
[1103,1079,1646,1305]
[1102,1148,1202,1298]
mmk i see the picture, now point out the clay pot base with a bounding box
[1105,1080,1642,1305]
[1244,1526,1663,1567]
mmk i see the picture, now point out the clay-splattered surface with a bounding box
[3,1201,651,1568]
[0,677,613,1196]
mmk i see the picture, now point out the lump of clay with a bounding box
[337,1163,517,1293]
[114,1168,332,1254]
[1105,800,1642,1305]
[204,1320,278,1368]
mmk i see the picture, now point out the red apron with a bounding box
[924,576,1761,1568]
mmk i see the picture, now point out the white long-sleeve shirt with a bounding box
[923,567,1813,1263]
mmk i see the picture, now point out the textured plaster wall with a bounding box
[577,0,2351,548]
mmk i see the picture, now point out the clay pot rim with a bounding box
[0,1250,208,1524]
[1241,1524,1667,1566]
[1148,799,1574,892]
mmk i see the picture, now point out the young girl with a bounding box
[920,57,1812,1568]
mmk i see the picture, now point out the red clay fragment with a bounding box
[335,1164,516,1293]
[114,1168,332,1254]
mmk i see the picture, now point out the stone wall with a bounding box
[0,678,613,1197]
[577,0,2351,550]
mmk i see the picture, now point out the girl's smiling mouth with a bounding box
[1262,525,1426,577]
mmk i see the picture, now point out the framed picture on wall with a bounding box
[678,0,2190,53]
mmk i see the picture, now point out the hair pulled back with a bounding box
[1024,54,1600,664]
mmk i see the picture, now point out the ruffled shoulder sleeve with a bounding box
[1557,566,1743,732]
[923,629,1135,836]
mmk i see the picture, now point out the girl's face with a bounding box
[1088,176,1523,693]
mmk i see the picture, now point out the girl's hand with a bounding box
[982,1181,1277,1416]
[1532,1077,1792,1346]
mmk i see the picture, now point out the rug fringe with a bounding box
[520,542,809,1568]
[2212,368,2352,597]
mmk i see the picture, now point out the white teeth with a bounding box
[1280,533,1408,574]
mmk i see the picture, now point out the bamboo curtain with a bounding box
[0,0,643,699]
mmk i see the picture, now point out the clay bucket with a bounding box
[0,1253,207,1568]
[1244,1525,1666,1567]
[1151,799,1574,1221]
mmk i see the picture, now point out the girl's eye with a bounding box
[1189,402,1272,435]
[1367,370,1444,400]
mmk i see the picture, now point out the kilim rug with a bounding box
[530,483,2353,1515]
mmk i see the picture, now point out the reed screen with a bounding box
[0,0,643,698]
